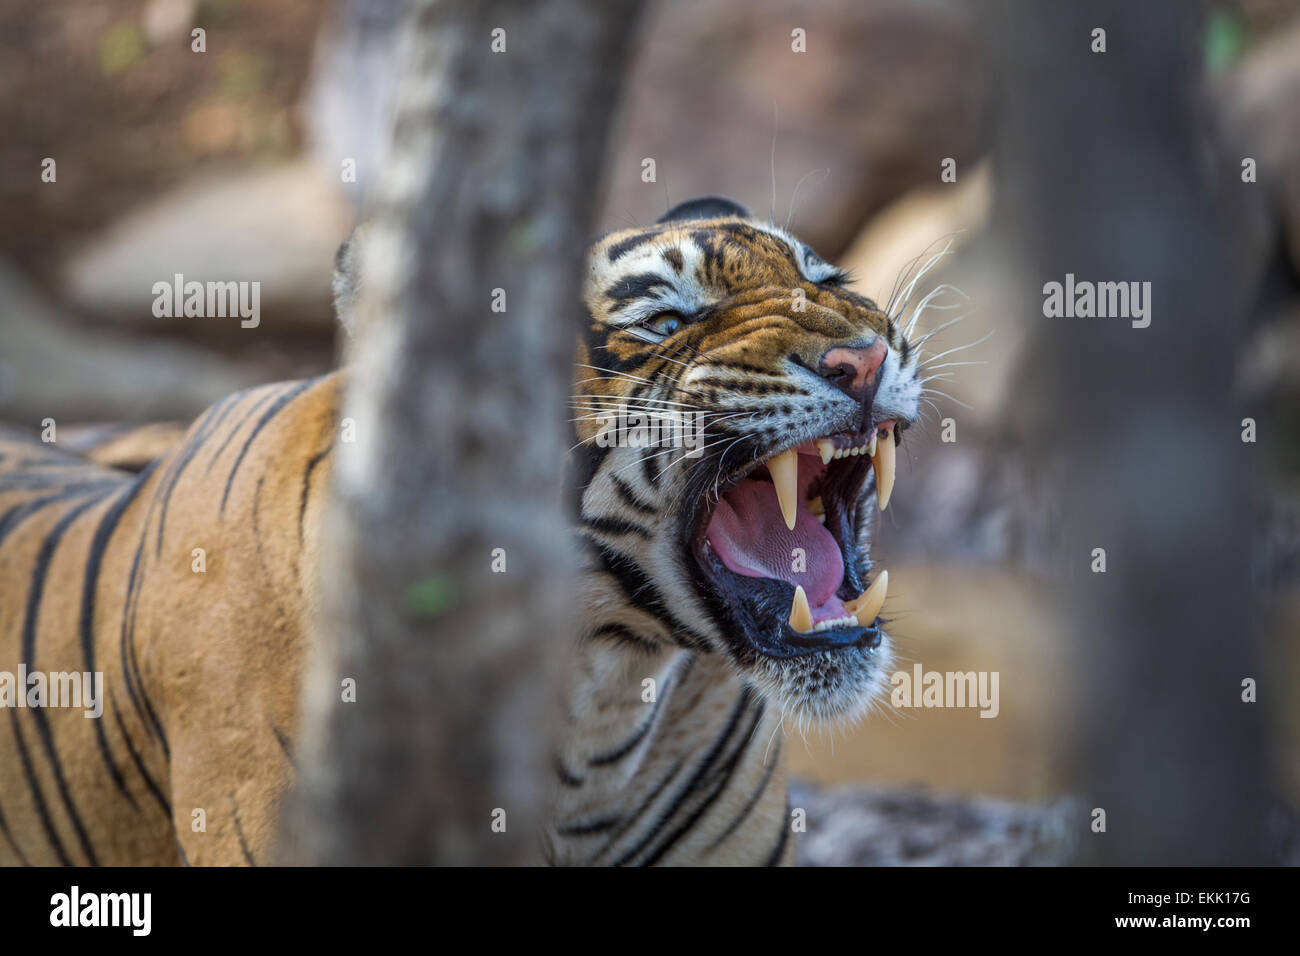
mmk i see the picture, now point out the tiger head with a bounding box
[574,197,925,725]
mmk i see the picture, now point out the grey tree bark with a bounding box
[289,0,643,865]
[983,1,1274,863]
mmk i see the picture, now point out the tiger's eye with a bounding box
[647,313,681,335]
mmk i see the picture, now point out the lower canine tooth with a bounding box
[846,570,888,626]
[817,440,834,465]
[768,448,799,530]
[873,428,896,510]
[789,585,813,633]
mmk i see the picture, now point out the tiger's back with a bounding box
[0,374,340,865]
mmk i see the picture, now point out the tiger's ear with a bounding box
[656,196,750,224]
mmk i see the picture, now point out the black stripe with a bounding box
[271,723,297,771]
[585,622,658,656]
[689,231,723,275]
[582,515,652,539]
[116,538,148,733]
[202,386,280,477]
[80,460,160,808]
[3,457,88,470]
[0,474,118,493]
[221,377,325,516]
[588,691,663,767]
[609,475,657,516]
[118,535,169,760]
[699,360,779,376]
[251,475,267,563]
[555,757,585,789]
[109,694,170,817]
[232,802,257,866]
[642,448,662,487]
[8,709,70,865]
[594,545,710,651]
[707,739,781,851]
[605,272,672,305]
[0,486,113,550]
[689,377,803,395]
[0,793,30,865]
[606,231,659,263]
[638,702,764,866]
[298,443,333,544]
[607,688,754,866]
[555,814,622,837]
[764,801,792,866]
[20,495,104,865]
[596,755,686,861]
[568,442,609,507]
[154,392,239,557]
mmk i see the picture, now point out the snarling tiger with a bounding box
[0,196,924,866]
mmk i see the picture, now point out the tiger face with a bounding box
[574,197,924,724]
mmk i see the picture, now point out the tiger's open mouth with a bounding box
[690,422,898,660]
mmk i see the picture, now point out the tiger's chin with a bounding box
[687,423,900,724]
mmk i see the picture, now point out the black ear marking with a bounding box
[656,196,750,224]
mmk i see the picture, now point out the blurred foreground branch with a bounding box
[288,0,642,864]
[986,1,1273,862]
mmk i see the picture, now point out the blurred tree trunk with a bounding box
[984,1,1272,862]
[289,0,642,865]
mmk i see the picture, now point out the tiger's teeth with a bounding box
[817,440,835,465]
[768,448,799,530]
[812,615,857,632]
[789,585,813,633]
[873,428,896,510]
[868,432,878,458]
[846,570,888,626]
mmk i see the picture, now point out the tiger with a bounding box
[0,195,924,866]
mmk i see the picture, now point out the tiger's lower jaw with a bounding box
[693,549,895,722]
[750,634,895,725]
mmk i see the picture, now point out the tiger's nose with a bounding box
[818,340,888,403]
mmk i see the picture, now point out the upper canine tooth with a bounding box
[846,570,888,626]
[768,448,799,530]
[789,585,813,633]
[817,440,835,465]
[873,428,896,511]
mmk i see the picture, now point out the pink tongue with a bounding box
[706,477,844,606]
